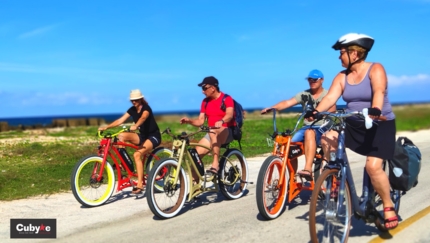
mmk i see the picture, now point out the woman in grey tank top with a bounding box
[312,33,398,230]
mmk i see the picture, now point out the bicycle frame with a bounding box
[170,137,221,200]
[325,128,380,220]
[268,108,320,203]
[95,132,162,192]
[321,110,393,224]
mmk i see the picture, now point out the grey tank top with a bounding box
[342,63,395,120]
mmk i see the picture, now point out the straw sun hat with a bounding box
[129,89,144,100]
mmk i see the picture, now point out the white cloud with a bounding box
[18,24,59,39]
[388,74,430,86]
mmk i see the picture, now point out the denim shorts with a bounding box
[291,125,322,146]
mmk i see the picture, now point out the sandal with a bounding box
[131,186,144,194]
[205,167,218,177]
[297,169,313,181]
[384,207,399,230]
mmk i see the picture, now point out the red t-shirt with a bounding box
[200,92,235,127]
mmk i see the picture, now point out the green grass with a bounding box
[1,105,430,201]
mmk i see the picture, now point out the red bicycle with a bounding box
[70,127,172,207]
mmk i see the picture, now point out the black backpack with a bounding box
[204,94,244,149]
[388,137,421,191]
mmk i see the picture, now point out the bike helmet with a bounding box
[332,33,374,51]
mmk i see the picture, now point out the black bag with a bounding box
[388,137,421,191]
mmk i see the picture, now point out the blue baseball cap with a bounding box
[306,69,324,79]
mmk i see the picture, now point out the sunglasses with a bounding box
[130,99,139,103]
[202,85,212,91]
[307,78,320,83]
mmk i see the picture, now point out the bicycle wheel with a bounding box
[374,160,402,232]
[146,158,188,219]
[71,155,115,207]
[218,148,249,200]
[255,155,288,220]
[146,147,173,193]
[309,168,352,243]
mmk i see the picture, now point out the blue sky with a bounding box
[1,0,430,118]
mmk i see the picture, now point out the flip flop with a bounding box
[297,169,313,181]
[131,186,144,194]
[205,167,218,177]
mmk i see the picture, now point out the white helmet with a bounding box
[332,33,374,51]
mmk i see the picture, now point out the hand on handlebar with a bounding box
[367,107,381,120]
[261,108,274,114]
[98,126,108,131]
[304,109,323,121]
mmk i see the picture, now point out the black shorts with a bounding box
[345,118,396,160]
[138,132,161,148]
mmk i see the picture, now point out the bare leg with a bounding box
[320,130,338,162]
[208,127,229,172]
[303,129,317,172]
[365,156,398,228]
[133,139,154,190]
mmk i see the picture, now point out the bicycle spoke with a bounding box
[146,159,187,219]
[256,155,288,220]
[218,149,248,200]
[309,169,352,243]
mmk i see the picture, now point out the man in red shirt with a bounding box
[180,76,234,178]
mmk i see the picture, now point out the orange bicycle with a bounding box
[70,126,172,207]
[256,107,324,219]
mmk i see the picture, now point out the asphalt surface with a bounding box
[1,129,430,243]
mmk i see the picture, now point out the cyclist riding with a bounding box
[307,33,398,230]
[261,69,336,180]
[180,76,235,180]
[98,89,162,194]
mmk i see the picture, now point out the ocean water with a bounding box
[0,107,309,127]
[3,101,426,127]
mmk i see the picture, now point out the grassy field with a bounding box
[1,104,430,201]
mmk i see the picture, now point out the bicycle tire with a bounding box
[70,155,116,207]
[309,168,352,243]
[146,158,188,219]
[218,148,249,200]
[255,155,288,220]
[146,147,173,193]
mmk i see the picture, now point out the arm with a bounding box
[215,106,234,128]
[131,110,149,131]
[98,113,130,131]
[180,112,206,127]
[315,73,344,112]
[261,97,298,114]
[368,63,387,110]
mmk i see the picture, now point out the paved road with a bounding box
[1,129,429,243]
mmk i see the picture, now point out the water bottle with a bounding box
[118,148,135,172]
[188,148,204,175]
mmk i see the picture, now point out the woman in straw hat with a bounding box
[99,89,161,194]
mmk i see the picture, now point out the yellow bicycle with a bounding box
[146,126,249,219]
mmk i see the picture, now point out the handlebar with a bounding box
[262,104,312,137]
[162,126,219,140]
[316,108,387,131]
[98,126,135,138]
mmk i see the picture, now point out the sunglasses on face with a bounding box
[307,78,320,83]
[202,85,212,91]
[131,100,139,103]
